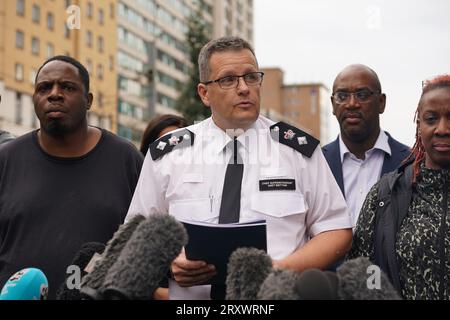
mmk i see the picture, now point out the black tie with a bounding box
[211,138,243,300]
[218,137,243,224]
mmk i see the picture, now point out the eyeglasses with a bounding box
[203,72,264,90]
[332,89,379,104]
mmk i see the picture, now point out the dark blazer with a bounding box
[322,132,410,196]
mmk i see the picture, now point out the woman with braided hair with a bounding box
[348,75,450,300]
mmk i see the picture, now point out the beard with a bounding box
[339,116,372,143]
[341,126,370,143]
[43,119,70,137]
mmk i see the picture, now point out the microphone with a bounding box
[225,247,273,300]
[80,214,145,300]
[257,269,301,300]
[56,242,106,300]
[101,214,188,300]
[258,257,401,300]
[258,269,339,300]
[336,257,401,300]
[0,268,48,300]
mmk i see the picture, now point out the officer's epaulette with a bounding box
[269,122,319,158]
[149,128,195,161]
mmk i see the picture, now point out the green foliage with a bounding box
[175,8,211,124]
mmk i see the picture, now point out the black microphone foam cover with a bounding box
[80,214,145,299]
[101,214,188,300]
[293,268,339,300]
[337,257,401,300]
[226,247,272,300]
[56,242,105,300]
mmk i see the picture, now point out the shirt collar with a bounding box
[339,130,391,162]
[207,117,258,155]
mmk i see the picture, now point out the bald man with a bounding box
[322,64,410,228]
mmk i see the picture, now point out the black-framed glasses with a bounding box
[203,72,264,90]
[331,89,379,104]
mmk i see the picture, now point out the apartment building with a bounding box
[0,0,254,144]
[0,0,118,136]
[212,0,253,42]
[117,0,254,144]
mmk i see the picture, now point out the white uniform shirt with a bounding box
[339,130,391,227]
[126,115,351,299]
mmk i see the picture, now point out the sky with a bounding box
[254,0,450,146]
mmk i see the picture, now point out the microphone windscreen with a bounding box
[0,268,48,300]
[293,269,339,300]
[257,269,300,300]
[225,247,272,300]
[337,257,401,300]
[56,242,105,300]
[101,214,188,300]
[80,214,145,299]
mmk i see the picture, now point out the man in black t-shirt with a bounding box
[0,56,143,299]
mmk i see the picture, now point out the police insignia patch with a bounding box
[156,141,167,150]
[270,122,319,158]
[149,128,195,160]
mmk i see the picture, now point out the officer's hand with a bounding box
[171,248,216,287]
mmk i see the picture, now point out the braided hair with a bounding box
[403,74,450,183]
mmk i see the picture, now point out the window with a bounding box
[86,59,93,74]
[97,36,104,53]
[31,37,40,55]
[86,30,92,47]
[46,43,54,58]
[47,12,54,30]
[97,91,104,108]
[87,2,93,18]
[32,4,40,23]
[98,8,104,25]
[87,113,96,127]
[110,3,115,18]
[16,0,25,16]
[118,51,144,72]
[15,92,23,125]
[15,63,24,81]
[16,30,24,49]
[101,116,112,131]
[97,64,103,80]
[64,25,71,38]
[29,69,37,85]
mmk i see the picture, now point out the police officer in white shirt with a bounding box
[125,36,352,300]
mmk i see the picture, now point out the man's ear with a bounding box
[197,83,210,108]
[86,93,93,110]
[379,93,386,114]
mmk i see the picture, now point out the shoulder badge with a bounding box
[149,128,195,161]
[270,122,319,158]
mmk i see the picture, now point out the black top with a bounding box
[349,163,450,299]
[0,129,143,299]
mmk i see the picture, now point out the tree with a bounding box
[175,7,211,124]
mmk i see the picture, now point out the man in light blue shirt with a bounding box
[323,64,410,227]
